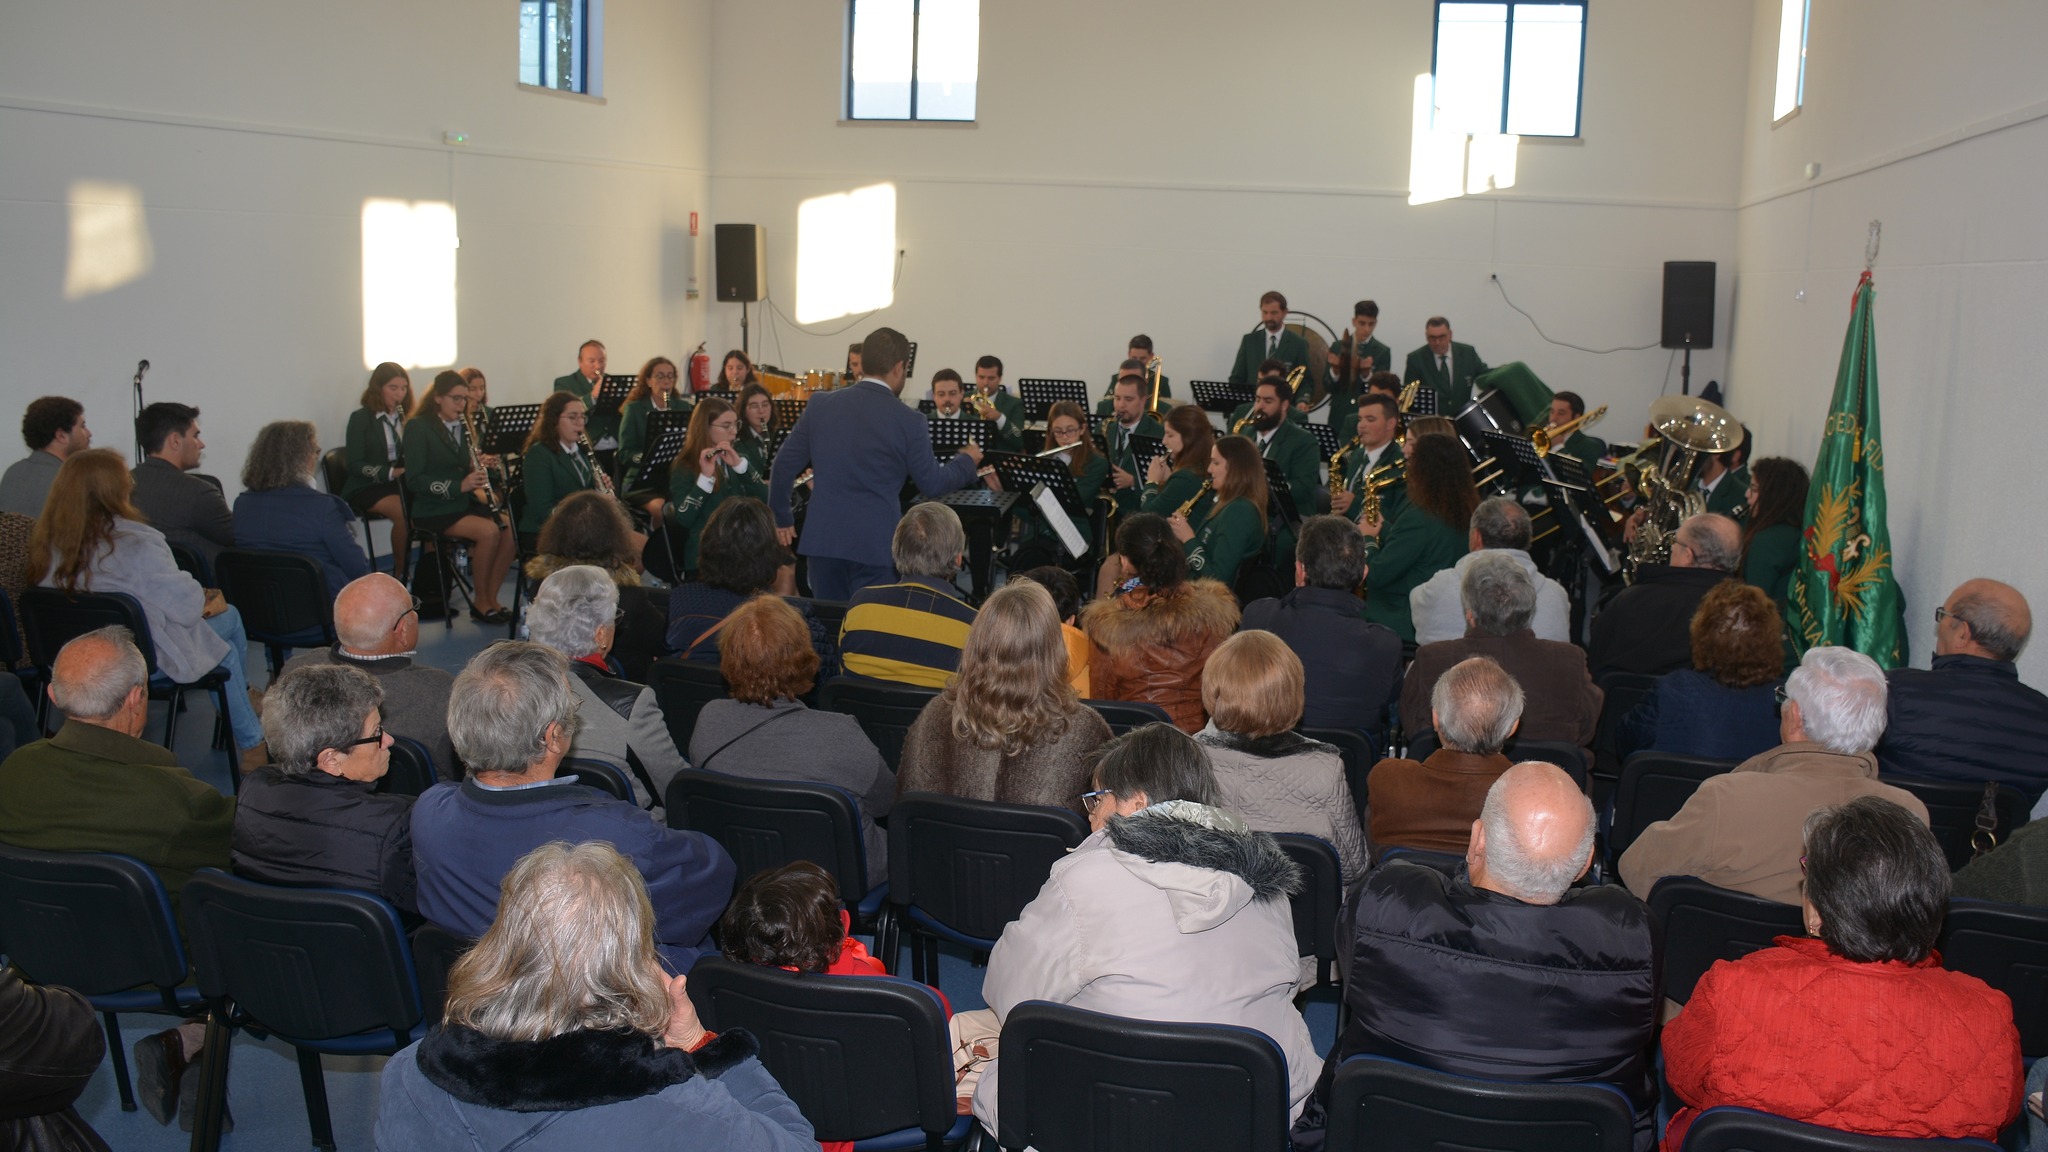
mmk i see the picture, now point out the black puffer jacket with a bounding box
[1587,565,1733,679]
[1877,654,2048,803]
[231,767,417,914]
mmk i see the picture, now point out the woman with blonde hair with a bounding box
[899,579,1112,813]
[375,840,817,1149]
[1195,630,1366,883]
[232,419,372,597]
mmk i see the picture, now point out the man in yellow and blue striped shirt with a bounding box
[838,503,978,688]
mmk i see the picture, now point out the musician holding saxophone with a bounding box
[401,371,516,622]
[1168,436,1268,589]
[1328,393,1404,524]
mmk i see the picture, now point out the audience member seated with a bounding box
[1588,513,1741,679]
[718,861,890,978]
[0,396,91,518]
[664,496,826,673]
[1082,512,1239,732]
[1953,815,2048,907]
[899,580,1111,815]
[528,565,689,813]
[376,841,815,1150]
[1400,553,1600,751]
[971,725,1319,1130]
[1196,630,1367,885]
[1661,797,2022,1149]
[0,962,111,1150]
[1368,657,1521,856]
[1876,578,2048,803]
[231,419,373,597]
[1320,763,1657,1150]
[282,572,456,776]
[1409,497,1570,646]
[232,664,415,914]
[128,402,236,572]
[1619,646,1927,905]
[410,642,734,970]
[838,503,978,688]
[1619,581,1783,762]
[1241,514,1402,736]
[1018,565,1090,695]
[1358,433,1477,644]
[31,449,265,767]
[688,596,893,889]
[526,490,666,683]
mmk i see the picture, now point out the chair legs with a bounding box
[187,1006,233,1152]
[295,1048,336,1152]
[102,1011,136,1111]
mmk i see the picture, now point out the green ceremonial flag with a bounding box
[1789,272,1907,668]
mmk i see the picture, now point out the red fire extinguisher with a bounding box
[688,343,711,393]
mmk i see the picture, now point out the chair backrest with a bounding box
[1679,1106,2003,1151]
[1084,698,1173,735]
[558,756,632,802]
[997,1000,1292,1152]
[214,548,336,647]
[1610,753,1740,862]
[1880,777,2031,872]
[817,676,941,772]
[377,734,441,798]
[1375,846,1465,875]
[1649,876,1804,1004]
[666,769,872,905]
[1508,739,1591,792]
[1592,672,1660,778]
[180,870,422,1046]
[0,586,27,669]
[645,658,728,754]
[167,541,211,586]
[1325,1055,1638,1152]
[1299,727,1378,827]
[802,597,851,638]
[889,792,1089,945]
[687,957,956,1144]
[409,922,473,1026]
[319,448,350,497]
[1272,833,1340,967]
[0,845,190,997]
[1938,898,2048,1058]
[18,587,159,675]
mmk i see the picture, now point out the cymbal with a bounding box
[1648,395,1741,453]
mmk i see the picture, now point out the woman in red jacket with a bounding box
[1661,796,2022,1148]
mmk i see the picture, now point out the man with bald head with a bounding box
[1588,512,1743,679]
[1322,762,1659,1147]
[279,572,456,776]
[1878,578,2048,802]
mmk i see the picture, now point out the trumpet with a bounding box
[1531,404,1607,457]
[969,388,1000,422]
[1174,480,1213,520]
[461,410,508,526]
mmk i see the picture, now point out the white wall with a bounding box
[706,0,1751,424]
[1728,0,2048,679]
[0,0,712,520]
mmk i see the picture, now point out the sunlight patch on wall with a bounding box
[64,181,154,300]
[362,199,459,370]
[1408,74,1520,206]
[796,183,896,324]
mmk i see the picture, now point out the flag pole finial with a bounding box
[1865,220,1882,272]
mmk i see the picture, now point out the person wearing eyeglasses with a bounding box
[280,573,457,779]
[1587,512,1744,680]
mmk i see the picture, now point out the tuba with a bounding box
[1625,395,1740,575]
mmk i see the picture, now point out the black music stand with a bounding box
[1017,378,1090,422]
[1481,429,1546,489]
[771,397,807,434]
[904,341,918,377]
[1128,433,1166,479]
[1404,386,1441,417]
[644,408,692,452]
[595,375,636,417]
[927,416,991,462]
[632,425,691,493]
[916,399,935,415]
[1261,459,1304,532]
[701,388,738,405]
[1306,423,1340,462]
[1192,379,1249,415]
[488,403,542,459]
[987,453,1088,561]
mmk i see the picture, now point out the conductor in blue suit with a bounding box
[770,327,985,601]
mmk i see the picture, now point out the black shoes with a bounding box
[132,1028,190,1125]
[469,606,513,624]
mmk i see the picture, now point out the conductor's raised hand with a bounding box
[958,441,985,465]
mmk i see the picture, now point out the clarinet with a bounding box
[462,411,508,526]
[580,431,618,499]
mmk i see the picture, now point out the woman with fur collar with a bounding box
[1083,513,1242,732]
[971,724,1320,1130]
[376,841,816,1151]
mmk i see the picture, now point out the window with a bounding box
[1431,2,1586,139]
[520,0,599,95]
[1773,0,1808,122]
[847,0,979,122]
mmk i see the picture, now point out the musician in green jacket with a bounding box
[1695,427,1751,519]
[1228,291,1314,388]
[1329,393,1406,525]
[1403,317,1490,414]
[515,392,648,567]
[1173,437,1268,590]
[402,371,516,621]
[967,356,1028,454]
[1541,392,1608,465]
[731,383,776,478]
[1740,457,1809,617]
[1358,433,1476,643]
[1100,376,1165,518]
[1316,300,1396,428]
[1243,376,1324,517]
[664,397,767,572]
[617,355,692,488]
[553,338,622,450]
[343,362,414,577]
[1010,401,1110,566]
[1141,405,1216,520]
[1097,337,1170,416]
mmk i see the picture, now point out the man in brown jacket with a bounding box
[1400,553,1602,752]
[1368,656,1520,856]
[1618,645,1928,905]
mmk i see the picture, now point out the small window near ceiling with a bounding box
[847,0,980,122]
[1432,1,1586,139]
[520,0,603,96]
[1773,0,1808,123]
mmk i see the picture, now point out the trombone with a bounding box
[1530,404,1607,457]
[1146,356,1167,419]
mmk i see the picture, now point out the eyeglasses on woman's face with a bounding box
[1079,788,1114,814]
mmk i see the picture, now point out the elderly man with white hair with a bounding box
[525,564,688,812]
[1619,645,1930,905]
[1408,496,1572,646]
[280,572,456,777]
[1366,656,1523,856]
[1325,762,1660,1149]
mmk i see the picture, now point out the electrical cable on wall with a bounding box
[1490,273,1662,355]
[759,249,910,344]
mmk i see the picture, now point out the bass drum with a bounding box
[1451,388,1519,464]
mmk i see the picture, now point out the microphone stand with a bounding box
[131,359,150,463]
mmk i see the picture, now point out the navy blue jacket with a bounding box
[1241,586,1402,735]
[233,485,373,599]
[768,379,979,567]
[411,779,735,970]
[1618,668,1781,764]
[1877,654,2048,803]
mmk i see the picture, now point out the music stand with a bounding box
[988,453,1085,522]
[1128,433,1166,478]
[1261,459,1304,531]
[702,388,738,405]
[634,425,691,492]
[645,407,692,450]
[596,375,636,417]
[1306,423,1340,462]
[1192,379,1249,415]
[916,399,935,415]
[1481,429,1549,490]
[1403,386,1440,417]
[927,416,992,461]
[771,397,807,434]
[905,341,918,377]
[1017,378,1090,422]
[488,403,542,458]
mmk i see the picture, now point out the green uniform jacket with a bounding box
[342,407,406,499]
[1558,431,1608,465]
[1096,374,1171,417]
[1020,452,1110,554]
[1362,502,1468,643]
[1229,327,1314,388]
[1322,335,1396,425]
[1141,468,1207,519]
[735,430,772,478]
[1227,402,1309,430]
[665,461,768,570]
[1403,342,1490,414]
[1185,499,1264,590]
[619,393,692,483]
[1335,441,1405,524]
[1744,521,1801,615]
[1256,421,1324,516]
[554,371,622,446]
[1100,415,1164,515]
[1702,465,1750,519]
[973,388,1028,453]
[0,722,232,911]
[402,415,482,521]
[518,442,599,536]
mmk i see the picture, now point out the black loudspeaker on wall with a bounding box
[1661,261,1715,349]
[715,224,765,303]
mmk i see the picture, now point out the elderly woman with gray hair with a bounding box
[526,564,689,812]
[230,663,417,914]
[230,419,373,597]
[376,840,816,1150]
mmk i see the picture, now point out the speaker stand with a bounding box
[740,301,750,360]
[1680,335,1692,396]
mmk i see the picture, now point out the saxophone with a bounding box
[1359,462,1402,528]
[1174,480,1212,520]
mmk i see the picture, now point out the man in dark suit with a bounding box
[552,339,619,449]
[1241,515,1401,735]
[1403,316,1489,413]
[770,327,985,601]
[1228,290,1313,388]
[128,402,235,571]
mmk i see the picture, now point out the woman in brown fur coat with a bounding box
[1084,512,1242,732]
